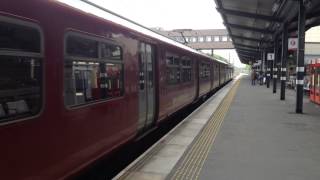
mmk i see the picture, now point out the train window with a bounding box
[181,57,192,83]
[166,53,181,85]
[64,32,124,107]
[66,35,98,58]
[0,18,43,123]
[101,42,122,60]
[200,62,210,80]
[0,21,41,53]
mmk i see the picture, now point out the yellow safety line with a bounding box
[170,79,241,180]
[117,79,240,180]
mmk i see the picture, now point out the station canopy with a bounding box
[214,0,320,64]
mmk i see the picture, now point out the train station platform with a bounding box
[114,75,320,180]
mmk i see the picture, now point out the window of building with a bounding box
[198,36,204,42]
[175,37,184,43]
[206,36,212,42]
[191,37,197,43]
[64,33,124,107]
[214,36,220,42]
[222,36,228,41]
[0,18,43,123]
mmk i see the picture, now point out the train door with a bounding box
[138,42,156,133]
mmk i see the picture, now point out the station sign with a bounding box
[288,38,298,50]
[267,53,274,61]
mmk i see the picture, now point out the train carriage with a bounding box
[0,0,233,179]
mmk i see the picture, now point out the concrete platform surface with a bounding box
[197,76,320,180]
[113,76,240,180]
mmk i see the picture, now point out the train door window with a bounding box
[166,53,180,85]
[0,16,43,123]
[64,32,124,107]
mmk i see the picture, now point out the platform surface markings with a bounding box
[170,79,241,180]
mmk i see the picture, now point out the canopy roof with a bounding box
[214,0,320,64]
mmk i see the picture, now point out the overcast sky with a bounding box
[88,0,225,30]
[60,0,244,67]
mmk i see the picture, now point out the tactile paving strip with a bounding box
[169,79,241,180]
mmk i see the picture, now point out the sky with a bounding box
[88,0,225,30]
[59,0,244,67]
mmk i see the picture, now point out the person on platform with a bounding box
[259,71,264,85]
[251,70,256,85]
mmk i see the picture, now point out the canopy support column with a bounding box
[280,23,288,100]
[273,36,279,94]
[266,53,271,88]
[296,0,306,113]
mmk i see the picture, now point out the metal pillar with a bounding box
[267,53,274,88]
[280,23,288,100]
[296,0,306,113]
[273,36,279,93]
[259,51,263,85]
[266,52,271,88]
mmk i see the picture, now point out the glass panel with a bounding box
[200,63,210,80]
[66,35,98,58]
[105,63,124,97]
[139,43,146,90]
[0,21,40,53]
[146,45,153,88]
[64,60,123,106]
[0,56,42,121]
[173,57,180,66]
[101,42,122,60]
[181,57,192,83]
[166,55,174,65]
[167,67,180,84]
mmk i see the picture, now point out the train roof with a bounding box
[56,0,228,65]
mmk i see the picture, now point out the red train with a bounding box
[0,0,233,179]
[309,59,320,104]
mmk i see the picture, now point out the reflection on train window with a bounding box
[166,53,193,84]
[166,53,181,85]
[64,32,124,107]
[101,42,122,60]
[181,57,192,83]
[0,19,42,123]
[200,63,210,80]
[0,21,41,53]
[66,35,98,58]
